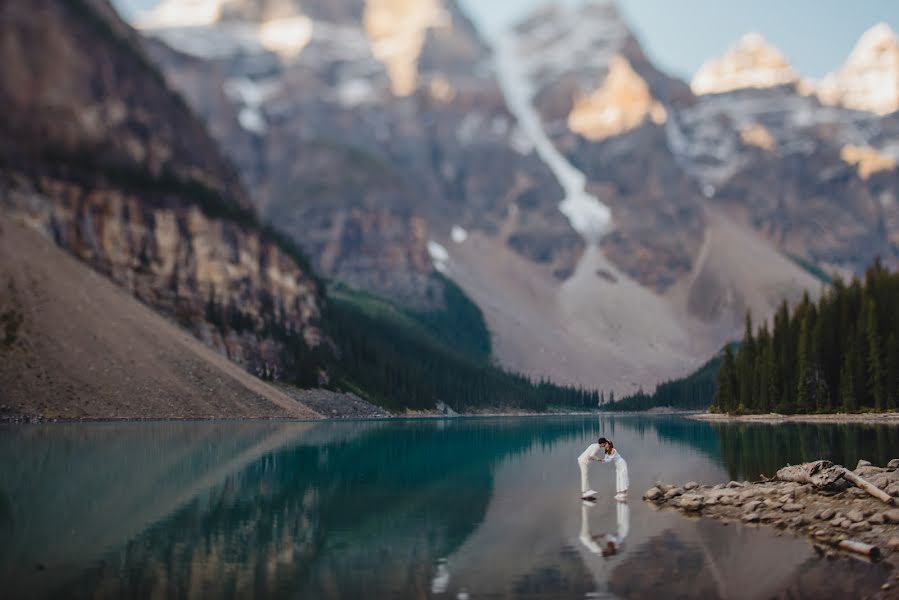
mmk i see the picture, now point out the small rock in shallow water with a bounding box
[742,513,760,523]
[819,508,835,520]
[792,515,809,527]
[848,521,869,532]
[782,503,803,512]
[643,487,662,501]
[869,512,886,524]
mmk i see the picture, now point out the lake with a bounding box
[1,415,896,599]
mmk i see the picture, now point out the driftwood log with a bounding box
[838,540,881,560]
[775,460,895,506]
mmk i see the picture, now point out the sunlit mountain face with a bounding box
[111,0,899,397]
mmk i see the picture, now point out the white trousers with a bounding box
[579,460,591,492]
[615,461,629,493]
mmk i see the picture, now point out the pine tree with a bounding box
[866,299,886,411]
[886,333,898,411]
[737,312,755,411]
[841,342,857,412]
[796,312,813,413]
[714,345,738,413]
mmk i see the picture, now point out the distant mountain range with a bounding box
[125,0,898,396]
[4,0,898,413]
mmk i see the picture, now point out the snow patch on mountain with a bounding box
[427,240,449,272]
[493,32,611,243]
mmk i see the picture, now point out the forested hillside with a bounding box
[712,260,899,414]
[325,282,601,412]
[600,352,723,412]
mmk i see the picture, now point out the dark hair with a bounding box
[597,437,614,450]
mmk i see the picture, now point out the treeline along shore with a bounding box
[712,260,899,415]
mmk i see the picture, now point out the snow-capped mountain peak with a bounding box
[135,0,226,29]
[817,22,899,115]
[691,32,799,95]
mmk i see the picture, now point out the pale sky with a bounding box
[114,0,899,80]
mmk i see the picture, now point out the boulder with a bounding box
[791,515,809,527]
[882,509,899,524]
[887,459,899,471]
[869,512,886,525]
[664,487,683,500]
[727,481,743,489]
[857,459,872,469]
[848,521,870,532]
[684,481,699,491]
[782,503,803,512]
[887,537,899,549]
[819,508,835,520]
[643,487,662,501]
[744,500,763,513]
[676,494,705,511]
[742,512,760,523]
[885,483,899,497]
[846,509,865,523]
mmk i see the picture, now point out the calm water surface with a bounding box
[1,415,896,599]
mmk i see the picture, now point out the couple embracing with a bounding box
[578,437,628,500]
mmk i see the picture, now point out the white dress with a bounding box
[600,449,629,493]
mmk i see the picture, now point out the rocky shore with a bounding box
[690,412,899,424]
[645,459,899,589]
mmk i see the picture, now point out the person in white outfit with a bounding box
[579,498,629,557]
[597,437,628,499]
[577,439,604,499]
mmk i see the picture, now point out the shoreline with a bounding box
[644,460,899,592]
[690,411,899,424]
[0,409,605,425]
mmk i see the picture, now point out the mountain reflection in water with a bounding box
[0,415,893,599]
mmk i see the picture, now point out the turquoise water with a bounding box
[0,416,895,599]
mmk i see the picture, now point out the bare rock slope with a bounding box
[0,216,319,420]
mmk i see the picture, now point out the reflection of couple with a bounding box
[580,499,629,558]
[578,437,629,500]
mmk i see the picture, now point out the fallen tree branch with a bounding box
[775,460,894,505]
[841,469,895,506]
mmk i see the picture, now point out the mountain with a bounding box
[0,0,326,390]
[681,29,899,278]
[818,23,899,116]
[129,0,844,396]
[140,0,580,313]
[690,33,800,96]
[0,215,319,420]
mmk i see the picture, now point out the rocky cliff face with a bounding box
[140,0,583,309]
[679,29,899,276]
[0,0,324,379]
